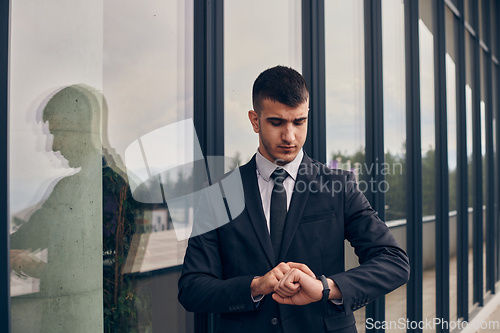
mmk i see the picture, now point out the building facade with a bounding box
[1,0,500,332]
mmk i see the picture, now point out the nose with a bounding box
[52,135,61,152]
[281,123,295,144]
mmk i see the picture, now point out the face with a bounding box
[46,118,93,168]
[248,98,308,165]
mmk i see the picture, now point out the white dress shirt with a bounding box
[255,149,303,231]
[253,149,343,306]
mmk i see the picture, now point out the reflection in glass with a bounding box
[493,68,498,291]
[481,99,486,297]
[9,0,105,330]
[479,44,487,301]
[466,85,473,208]
[224,0,302,168]
[382,1,406,331]
[493,66,498,158]
[445,6,458,323]
[9,0,194,332]
[325,0,365,174]
[446,53,458,322]
[466,67,473,312]
[103,0,194,331]
[325,1,365,330]
[492,1,498,58]
[464,0,471,25]
[10,86,103,332]
[419,17,437,333]
[419,20,436,217]
[465,84,474,312]
[383,0,406,223]
[478,0,484,40]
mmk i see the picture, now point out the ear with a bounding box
[248,110,260,133]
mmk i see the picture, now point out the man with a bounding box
[178,66,410,333]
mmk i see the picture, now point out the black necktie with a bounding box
[270,168,289,263]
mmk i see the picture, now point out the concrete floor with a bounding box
[477,304,500,333]
[355,246,495,333]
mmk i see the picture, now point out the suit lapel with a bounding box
[278,154,319,261]
[240,156,275,267]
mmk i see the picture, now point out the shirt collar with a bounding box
[255,149,303,182]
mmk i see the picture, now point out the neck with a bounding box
[258,147,288,166]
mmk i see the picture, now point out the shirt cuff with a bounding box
[251,276,264,303]
[330,299,343,305]
[251,294,265,302]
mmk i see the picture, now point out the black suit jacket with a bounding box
[178,153,410,333]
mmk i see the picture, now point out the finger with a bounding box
[272,293,295,305]
[276,262,291,274]
[287,262,316,278]
[277,269,302,294]
[274,286,299,298]
[277,268,295,287]
[269,264,286,282]
[273,269,286,282]
[273,271,290,294]
[273,262,293,282]
[282,268,302,284]
[274,280,300,297]
[281,269,301,289]
[278,280,300,294]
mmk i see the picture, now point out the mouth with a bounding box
[278,146,295,151]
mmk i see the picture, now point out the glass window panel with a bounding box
[446,8,457,64]
[420,3,437,329]
[480,49,487,297]
[224,0,302,168]
[493,69,498,287]
[479,0,484,43]
[103,1,194,331]
[467,0,478,31]
[9,2,105,331]
[325,1,365,331]
[493,66,498,156]
[420,0,434,33]
[383,0,406,224]
[465,0,471,24]
[466,83,474,184]
[9,0,194,332]
[466,83,474,312]
[325,0,365,169]
[382,1,407,331]
[465,31,474,311]
[492,1,498,58]
[445,7,459,324]
[446,53,458,322]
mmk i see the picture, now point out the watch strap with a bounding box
[318,275,330,303]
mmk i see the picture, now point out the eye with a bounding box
[294,120,306,126]
[270,121,282,127]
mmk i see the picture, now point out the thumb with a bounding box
[272,292,294,305]
[287,262,316,278]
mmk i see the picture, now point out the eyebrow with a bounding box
[266,117,308,122]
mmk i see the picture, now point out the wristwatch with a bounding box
[318,275,330,303]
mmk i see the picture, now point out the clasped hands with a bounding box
[250,262,342,306]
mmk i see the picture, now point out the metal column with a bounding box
[433,1,451,331]
[405,0,424,330]
[302,0,326,163]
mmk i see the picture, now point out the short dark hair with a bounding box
[252,65,309,114]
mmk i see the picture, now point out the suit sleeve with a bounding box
[178,186,256,314]
[329,172,410,315]
[178,229,257,313]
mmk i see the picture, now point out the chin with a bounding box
[273,153,297,165]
